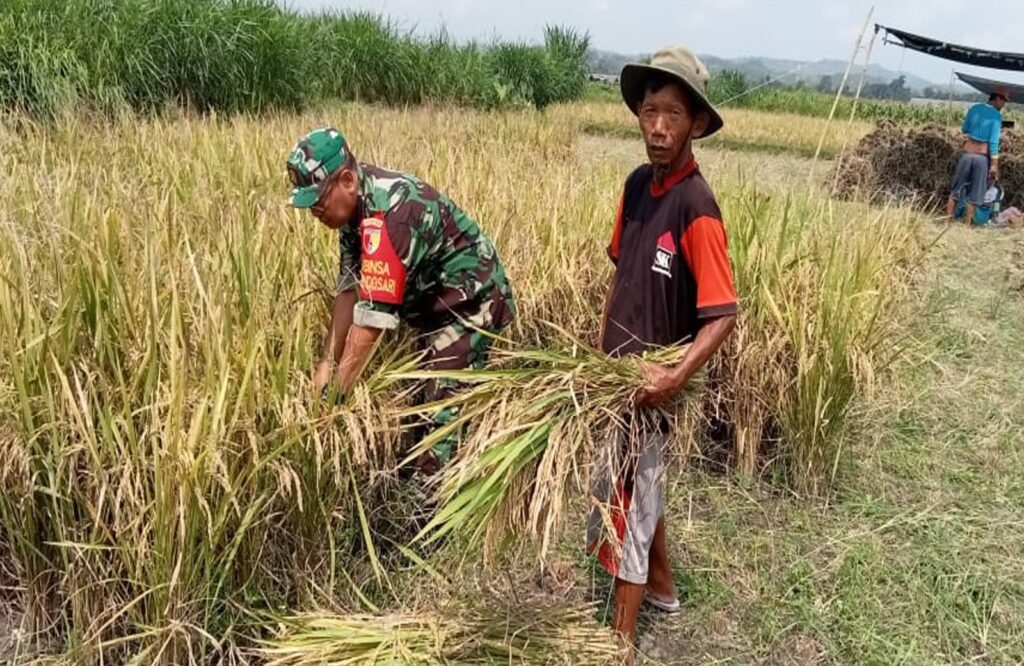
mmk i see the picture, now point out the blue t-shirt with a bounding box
[962,102,1003,157]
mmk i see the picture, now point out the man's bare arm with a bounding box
[321,290,357,364]
[313,290,357,395]
[333,323,384,395]
[635,314,737,407]
[668,314,736,387]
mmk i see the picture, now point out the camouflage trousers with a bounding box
[413,297,513,471]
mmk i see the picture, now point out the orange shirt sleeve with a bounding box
[680,216,738,318]
[607,189,625,263]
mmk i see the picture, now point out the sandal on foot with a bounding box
[643,592,680,613]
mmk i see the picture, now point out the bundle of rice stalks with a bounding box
[259,600,618,665]
[392,325,699,561]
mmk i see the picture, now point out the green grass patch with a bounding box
[589,73,1022,127]
[583,81,622,105]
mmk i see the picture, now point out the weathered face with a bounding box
[310,168,359,230]
[638,82,709,172]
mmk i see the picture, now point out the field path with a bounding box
[624,223,1024,664]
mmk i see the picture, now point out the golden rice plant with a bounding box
[713,187,921,492]
[0,99,920,662]
[0,104,615,662]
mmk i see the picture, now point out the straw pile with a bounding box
[261,601,618,665]
[831,120,1024,210]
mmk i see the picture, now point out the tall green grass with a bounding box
[726,86,964,125]
[709,73,1022,126]
[586,76,974,126]
[0,0,591,119]
[704,70,950,124]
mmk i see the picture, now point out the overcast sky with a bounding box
[280,0,1024,88]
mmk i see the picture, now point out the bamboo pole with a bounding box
[808,6,874,187]
[948,68,956,124]
[831,27,879,192]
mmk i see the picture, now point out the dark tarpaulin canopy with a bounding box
[877,25,1024,72]
[957,72,1024,104]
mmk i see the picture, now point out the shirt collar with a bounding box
[650,158,699,198]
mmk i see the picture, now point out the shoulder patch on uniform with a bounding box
[363,218,383,255]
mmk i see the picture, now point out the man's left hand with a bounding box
[321,383,346,406]
[635,361,684,407]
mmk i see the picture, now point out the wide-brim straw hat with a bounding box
[620,45,724,139]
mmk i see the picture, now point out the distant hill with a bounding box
[589,49,943,94]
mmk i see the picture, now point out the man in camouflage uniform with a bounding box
[287,127,515,473]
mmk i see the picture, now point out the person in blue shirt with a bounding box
[947,86,1009,224]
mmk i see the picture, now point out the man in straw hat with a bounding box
[947,86,1010,225]
[286,128,515,474]
[586,46,738,659]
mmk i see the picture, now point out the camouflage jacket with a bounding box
[338,164,515,331]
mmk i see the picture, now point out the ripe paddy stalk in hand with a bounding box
[392,326,700,561]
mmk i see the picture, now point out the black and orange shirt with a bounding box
[602,160,738,357]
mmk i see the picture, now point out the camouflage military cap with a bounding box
[286,127,349,208]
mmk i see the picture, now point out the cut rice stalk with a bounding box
[259,601,618,665]
[392,325,699,561]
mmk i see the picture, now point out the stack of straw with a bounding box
[260,601,618,665]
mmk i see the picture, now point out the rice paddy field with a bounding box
[3,63,1024,666]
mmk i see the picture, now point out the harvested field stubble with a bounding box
[832,120,1024,209]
